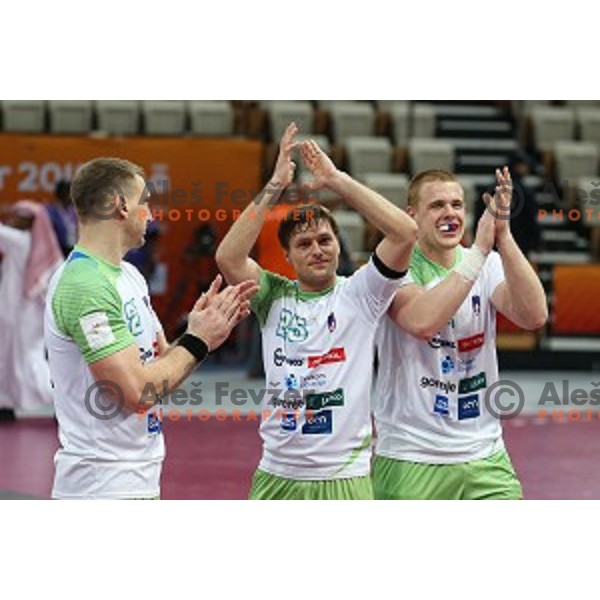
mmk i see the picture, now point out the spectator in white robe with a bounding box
[0,200,63,419]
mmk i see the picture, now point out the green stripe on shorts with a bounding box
[372,450,523,500]
[249,469,373,500]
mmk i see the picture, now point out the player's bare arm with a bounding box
[488,167,548,330]
[389,198,496,339]
[90,276,258,412]
[216,122,298,285]
[299,139,417,273]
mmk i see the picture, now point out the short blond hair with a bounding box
[71,157,145,221]
[407,169,460,208]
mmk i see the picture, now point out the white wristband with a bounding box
[454,245,487,282]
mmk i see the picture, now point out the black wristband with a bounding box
[372,251,408,280]
[177,334,209,363]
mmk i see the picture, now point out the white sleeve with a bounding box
[343,257,405,324]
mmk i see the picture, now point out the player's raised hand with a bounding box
[188,279,259,351]
[221,280,260,325]
[270,122,298,189]
[483,166,512,242]
[193,274,223,312]
[299,139,339,191]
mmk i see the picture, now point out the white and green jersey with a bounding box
[44,246,165,499]
[374,247,506,464]
[252,258,401,480]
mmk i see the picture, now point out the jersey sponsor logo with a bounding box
[276,309,309,343]
[420,376,457,394]
[280,411,298,432]
[457,332,485,353]
[270,394,304,410]
[458,394,480,420]
[147,410,163,434]
[458,372,487,395]
[273,347,304,367]
[472,295,481,317]
[139,341,160,365]
[428,334,456,349]
[285,374,299,390]
[140,347,153,363]
[307,347,346,369]
[327,312,337,332]
[441,355,455,374]
[302,409,333,434]
[80,311,116,351]
[305,388,345,411]
[123,298,143,336]
[457,357,476,373]
[433,394,449,416]
[300,373,328,389]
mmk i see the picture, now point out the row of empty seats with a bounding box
[270,100,600,147]
[297,134,599,185]
[4,99,599,205]
[344,136,454,176]
[263,100,436,143]
[553,141,599,181]
[285,133,455,181]
[0,100,439,142]
[0,100,235,136]
[529,105,600,153]
[4,100,600,152]
[265,102,600,189]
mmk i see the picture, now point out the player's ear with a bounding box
[116,194,129,219]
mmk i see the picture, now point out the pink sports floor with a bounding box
[1,416,599,499]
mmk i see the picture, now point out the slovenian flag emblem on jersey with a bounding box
[327,312,336,332]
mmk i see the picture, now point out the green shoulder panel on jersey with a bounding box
[410,245,464,287]
[52,252,135,364]
[251,269,297,327]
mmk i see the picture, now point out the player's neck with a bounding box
[77,226,126,266]
[298,275,336,293]
[417,242,457,270]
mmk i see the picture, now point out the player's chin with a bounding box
[132,234,146,248]
[436,230,463,246]
[312,264,335,278]
[306,267,334,285]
